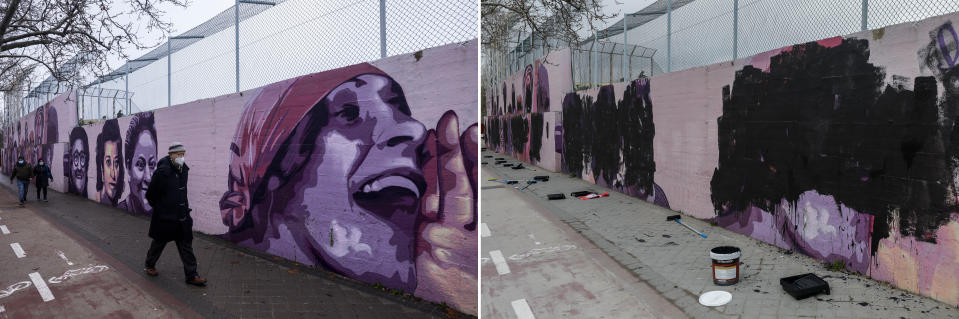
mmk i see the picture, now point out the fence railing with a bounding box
[6,0,477,123]
[484,0,959,94]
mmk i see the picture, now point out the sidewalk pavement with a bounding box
[481,166,687,318]
[482,149,959,319]
[0,177,459,319]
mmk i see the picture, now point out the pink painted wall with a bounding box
[5,40,478,314]
[483,12,959,306]
[484,48,570,172]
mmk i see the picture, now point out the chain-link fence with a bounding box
[485,0,959,93]
[6,0,477,122]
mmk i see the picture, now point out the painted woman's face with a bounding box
[129,131,157,210]
[102,141,120,201]
[285,74,426,291]
[71,139,87,193]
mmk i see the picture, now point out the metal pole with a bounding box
[380,0,386,58]
[623,12,628,81]
[667,0,672,73]
[861,0,869,31]
[167,39,171,108]
[593,31,597,87]
[733,0,739,60]
[97,86,101,119]
[125,66,129,114]
[235,0,240,92]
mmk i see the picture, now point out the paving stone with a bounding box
[2,181,454,319]
[484,151,959,319]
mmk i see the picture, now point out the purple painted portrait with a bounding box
[118,112,157,216]
[95,119,124,206]
[65,127,89,197]
[219,63,477,297]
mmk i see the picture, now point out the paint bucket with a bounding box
[710,246,741,286]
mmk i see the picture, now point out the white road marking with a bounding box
[489,250,511,275]
[0,282,30,299]
[56,250,74,266]
[48,265,110,284]
[0,225,7,235]
[511,299,536,319]
[28,272,54,302]
[10,243,24,258]
[481,223,491,237]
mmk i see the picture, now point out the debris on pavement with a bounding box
[570,191,591,197]
[666,215,708,238]
[578,193,609,200]
[781,273,831,300]
[699,291,733,307]
[547,193,566,200]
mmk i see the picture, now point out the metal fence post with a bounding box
[380,0,386,58]
[97,86,102,119]
[861,0,869,31]
[667,0,672,73]
[167,39,171,108]
[623,12,628,81]
[125,66,129,114]
[593,32,598,88]
[235,0,240,92]
[733,0,739,60]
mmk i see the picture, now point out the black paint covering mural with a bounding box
[561,78,665,206]
[710,38,959,253]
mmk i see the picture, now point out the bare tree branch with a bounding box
[0,0,190,93]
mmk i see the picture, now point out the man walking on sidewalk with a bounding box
[10,156,32,206]
[143,142,207,286]
[33,158,52,202]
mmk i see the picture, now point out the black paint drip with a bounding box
[530,113,543,162]
[710,38,959,256]
[509,115,528,155]
[561,80,656,194]
[487,117,501,150]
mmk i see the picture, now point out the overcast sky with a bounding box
[108,0,236,69]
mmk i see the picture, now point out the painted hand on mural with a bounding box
[415,111,478,310]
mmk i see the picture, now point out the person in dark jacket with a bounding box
[33,159,52,201]
[143,142,206,286]
[10,156,32,205]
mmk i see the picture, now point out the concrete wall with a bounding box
[4,40,478,314]
[484,12,959,305]
[485,48,571,172]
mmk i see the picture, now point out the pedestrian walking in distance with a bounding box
[10,156,32,206]
[33,158,52,202]
[143,142,207,286]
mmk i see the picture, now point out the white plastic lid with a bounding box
[699,290,733,307]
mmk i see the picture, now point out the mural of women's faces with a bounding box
[220,63,477,305]
[95,119,124,206]
[66,127,90,197]
[118,112,157,216]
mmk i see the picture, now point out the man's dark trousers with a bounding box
[144,234,198,279]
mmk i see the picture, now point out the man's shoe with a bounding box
[145,268,159,277]
[186,276,207,286]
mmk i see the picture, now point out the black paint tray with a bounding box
[546,194,566,200]
[780,273,830,300]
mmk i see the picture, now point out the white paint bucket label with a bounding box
[714,265,737,280]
